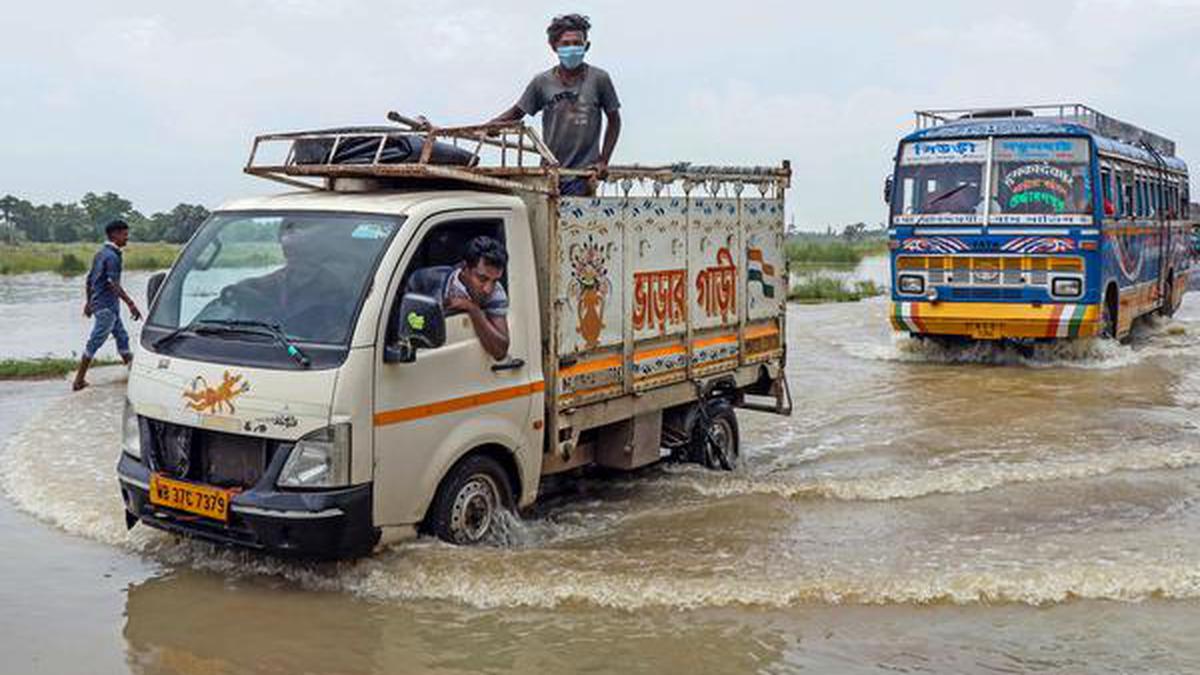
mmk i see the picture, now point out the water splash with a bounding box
[667,443,1200,503]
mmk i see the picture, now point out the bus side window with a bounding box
[1100,168,1113,214]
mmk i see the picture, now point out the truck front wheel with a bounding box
[690,399,741,471]
[427,454,514,545]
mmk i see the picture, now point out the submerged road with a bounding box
[4,297,1200,673]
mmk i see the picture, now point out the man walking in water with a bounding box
[489,13,622,196]
[73,219,142,391]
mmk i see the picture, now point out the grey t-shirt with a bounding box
[517,65,620,169]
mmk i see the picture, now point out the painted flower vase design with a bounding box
[568,236,612,350]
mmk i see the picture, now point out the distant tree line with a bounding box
[0,192,209,244]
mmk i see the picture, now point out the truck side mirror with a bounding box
[147,272,166,306]
[385,293,445,363]
[884,175,894,205]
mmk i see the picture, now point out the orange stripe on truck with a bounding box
[374,381,545,427]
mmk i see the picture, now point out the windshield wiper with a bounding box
[908,183,976,230]
[152,318,225,351]
[926,183,973,209]
[207,320,312,368]
[153,319,312,368]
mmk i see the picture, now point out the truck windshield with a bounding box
[148,212,400,345]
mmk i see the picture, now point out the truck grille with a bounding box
[144,419,280,489]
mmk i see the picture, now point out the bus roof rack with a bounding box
[245,112,791,196]
[914,104,1176,157]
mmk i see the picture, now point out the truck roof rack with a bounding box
[245,113,791,196]
[914,104,1176,157]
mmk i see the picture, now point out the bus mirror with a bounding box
[884,175,894,205]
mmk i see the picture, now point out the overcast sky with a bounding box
[2,0,1198,229]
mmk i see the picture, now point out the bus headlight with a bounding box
[277,423,352,488]
[122,400,142,459]
[1052,278,1082,298]
[898,274,925,295]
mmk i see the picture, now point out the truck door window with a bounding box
[389,218,506,346]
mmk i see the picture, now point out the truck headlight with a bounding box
[122,400,142,459]
[1052,278,1082,298]
[277,423,352,488]
[898,274,925,295]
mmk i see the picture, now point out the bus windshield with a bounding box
[893,140,988,225]
[893,137,1096,226]
[989,137,1092,222]
[148,211,400,345]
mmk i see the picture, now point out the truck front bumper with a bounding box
[891,301,1101,340]
[117,452,379,560]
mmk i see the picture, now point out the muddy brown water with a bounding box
[5,293,1200,673]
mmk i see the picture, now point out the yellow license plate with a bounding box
[970,322,1001,339]
[149,474,231,522]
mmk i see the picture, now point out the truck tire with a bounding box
[427,454,514,545]
[690,399,740,471]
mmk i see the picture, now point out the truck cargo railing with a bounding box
[915,103,1176,157]
[245,113,791,197]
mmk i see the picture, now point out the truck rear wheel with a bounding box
[690,399,740,471]
[427,454,514,545]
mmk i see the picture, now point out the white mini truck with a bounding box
[118,122,792,558]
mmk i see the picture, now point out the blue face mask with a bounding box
[557,45,586,70]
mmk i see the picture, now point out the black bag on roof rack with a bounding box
[290,127,478,167]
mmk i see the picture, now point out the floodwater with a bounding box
[0,270,158,359]
[5,264,1200,673]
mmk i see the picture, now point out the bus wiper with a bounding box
[926,183,972,208]
[205,319,313,368]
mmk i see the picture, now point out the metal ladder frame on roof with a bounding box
[244,113,792,197]
[913,104,1176,157]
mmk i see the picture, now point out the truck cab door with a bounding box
[372,210,542,528]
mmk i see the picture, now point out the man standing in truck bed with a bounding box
[490,13,622,196]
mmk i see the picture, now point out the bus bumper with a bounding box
[890,301,1101,340]
[117,452,380,560]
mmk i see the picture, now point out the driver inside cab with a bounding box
[208,220,353,341]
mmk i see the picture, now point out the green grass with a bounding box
[788,276,883,304]
[0,242,181,276]
[0,357,122,380]
[785,239,888,266]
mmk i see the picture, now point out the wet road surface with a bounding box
[4,290,1200,673]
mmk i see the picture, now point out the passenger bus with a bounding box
[886,104,1192,342]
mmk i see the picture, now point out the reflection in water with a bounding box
[2,283,1200,671]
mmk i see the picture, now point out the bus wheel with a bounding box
[427,454,513,545]
[1102,288,1119,340]
[690,399,740,471]
[1160,273,1179,318]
